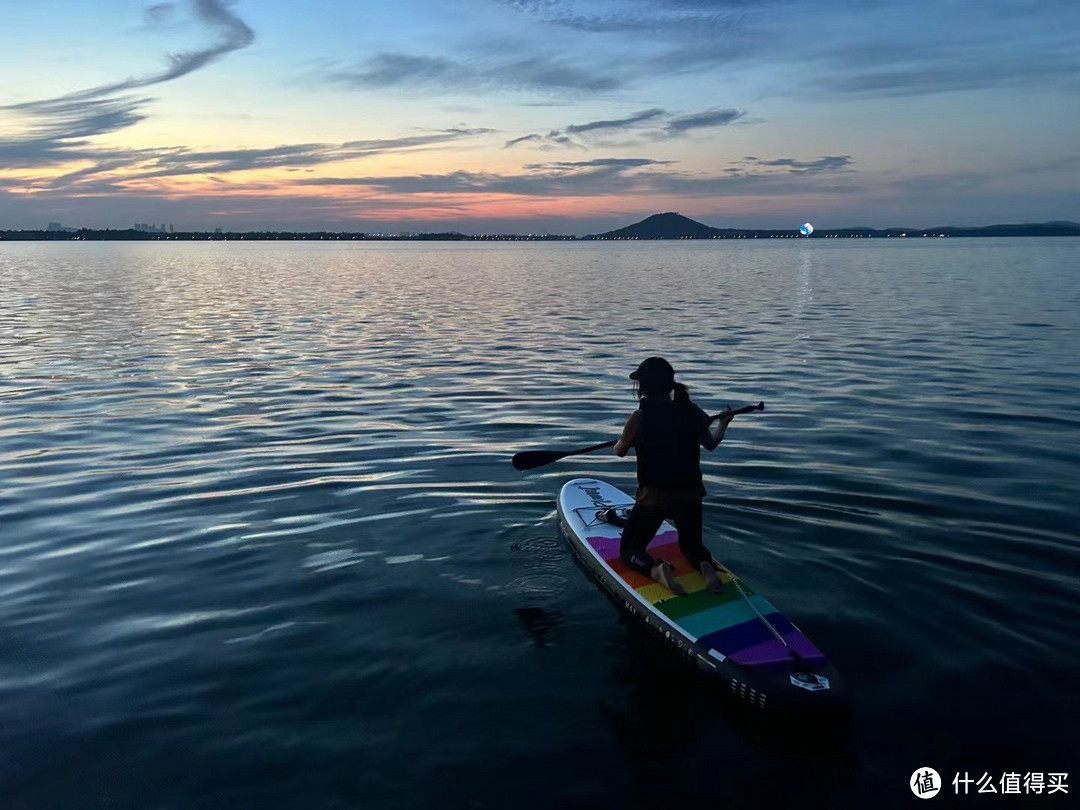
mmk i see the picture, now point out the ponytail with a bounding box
[673,382,692,407]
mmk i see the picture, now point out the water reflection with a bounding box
[1,239,1078,807]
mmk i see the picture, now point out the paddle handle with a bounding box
[710,401,765,422]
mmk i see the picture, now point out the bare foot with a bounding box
[700,562,725,594]
[652,561,686,595]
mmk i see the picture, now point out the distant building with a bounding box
[47,222,63,231]
[214,227,223,234]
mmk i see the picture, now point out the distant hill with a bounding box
[590,213,1080,240]
[595,212,723,239]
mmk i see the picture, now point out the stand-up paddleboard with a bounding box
[558,478,843,712]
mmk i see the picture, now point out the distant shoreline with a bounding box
[3,224,1079,242]
[0,230,574,242]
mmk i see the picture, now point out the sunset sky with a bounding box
[2,0,1078,233]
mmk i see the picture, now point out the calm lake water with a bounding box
[2,239,1078,808]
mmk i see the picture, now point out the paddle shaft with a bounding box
[558,438,618,458]
[511,401,765,472]
[571,402,763,457]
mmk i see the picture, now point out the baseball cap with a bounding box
[629,356,675,386]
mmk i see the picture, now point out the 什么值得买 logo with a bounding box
[911,768,941,799]
[910,769,1068,798]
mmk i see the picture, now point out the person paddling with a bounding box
[612,357,733,595]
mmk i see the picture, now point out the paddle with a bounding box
[512,401,765,472]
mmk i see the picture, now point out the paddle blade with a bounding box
[512,450,568,471]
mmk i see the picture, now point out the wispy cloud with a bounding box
[4,129,494,194]
[0,97,152,167]
[665,108,745,134]
[0,4,495,195]
[1,0,255,169]
[144,3,177,26]
[737,155,854,175]
[505,106,747,149]
[18,149,848,201]
[330,51,622,94]
[814,42,1080,98]
[296,153,857,199]
[298,157,674,196]
[496,0,749,37]
[504,133,547,148]
[565,108,666,134]
[496,0,1080,100]
[8,0,253,111]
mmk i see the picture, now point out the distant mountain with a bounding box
[594,212,723,239]
[590,213,1080,240]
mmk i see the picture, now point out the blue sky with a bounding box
[1,0,1078,232]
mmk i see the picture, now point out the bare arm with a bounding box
[702,407,734,451]
[613,411,641,457]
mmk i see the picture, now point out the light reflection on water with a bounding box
[1,239,1079,808]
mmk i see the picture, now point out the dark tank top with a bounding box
[634,396,707,490]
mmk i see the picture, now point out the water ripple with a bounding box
[2,239,1079,807]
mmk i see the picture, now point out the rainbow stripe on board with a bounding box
[584,529,825,666]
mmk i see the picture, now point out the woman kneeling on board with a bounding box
[613,357,733,596]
